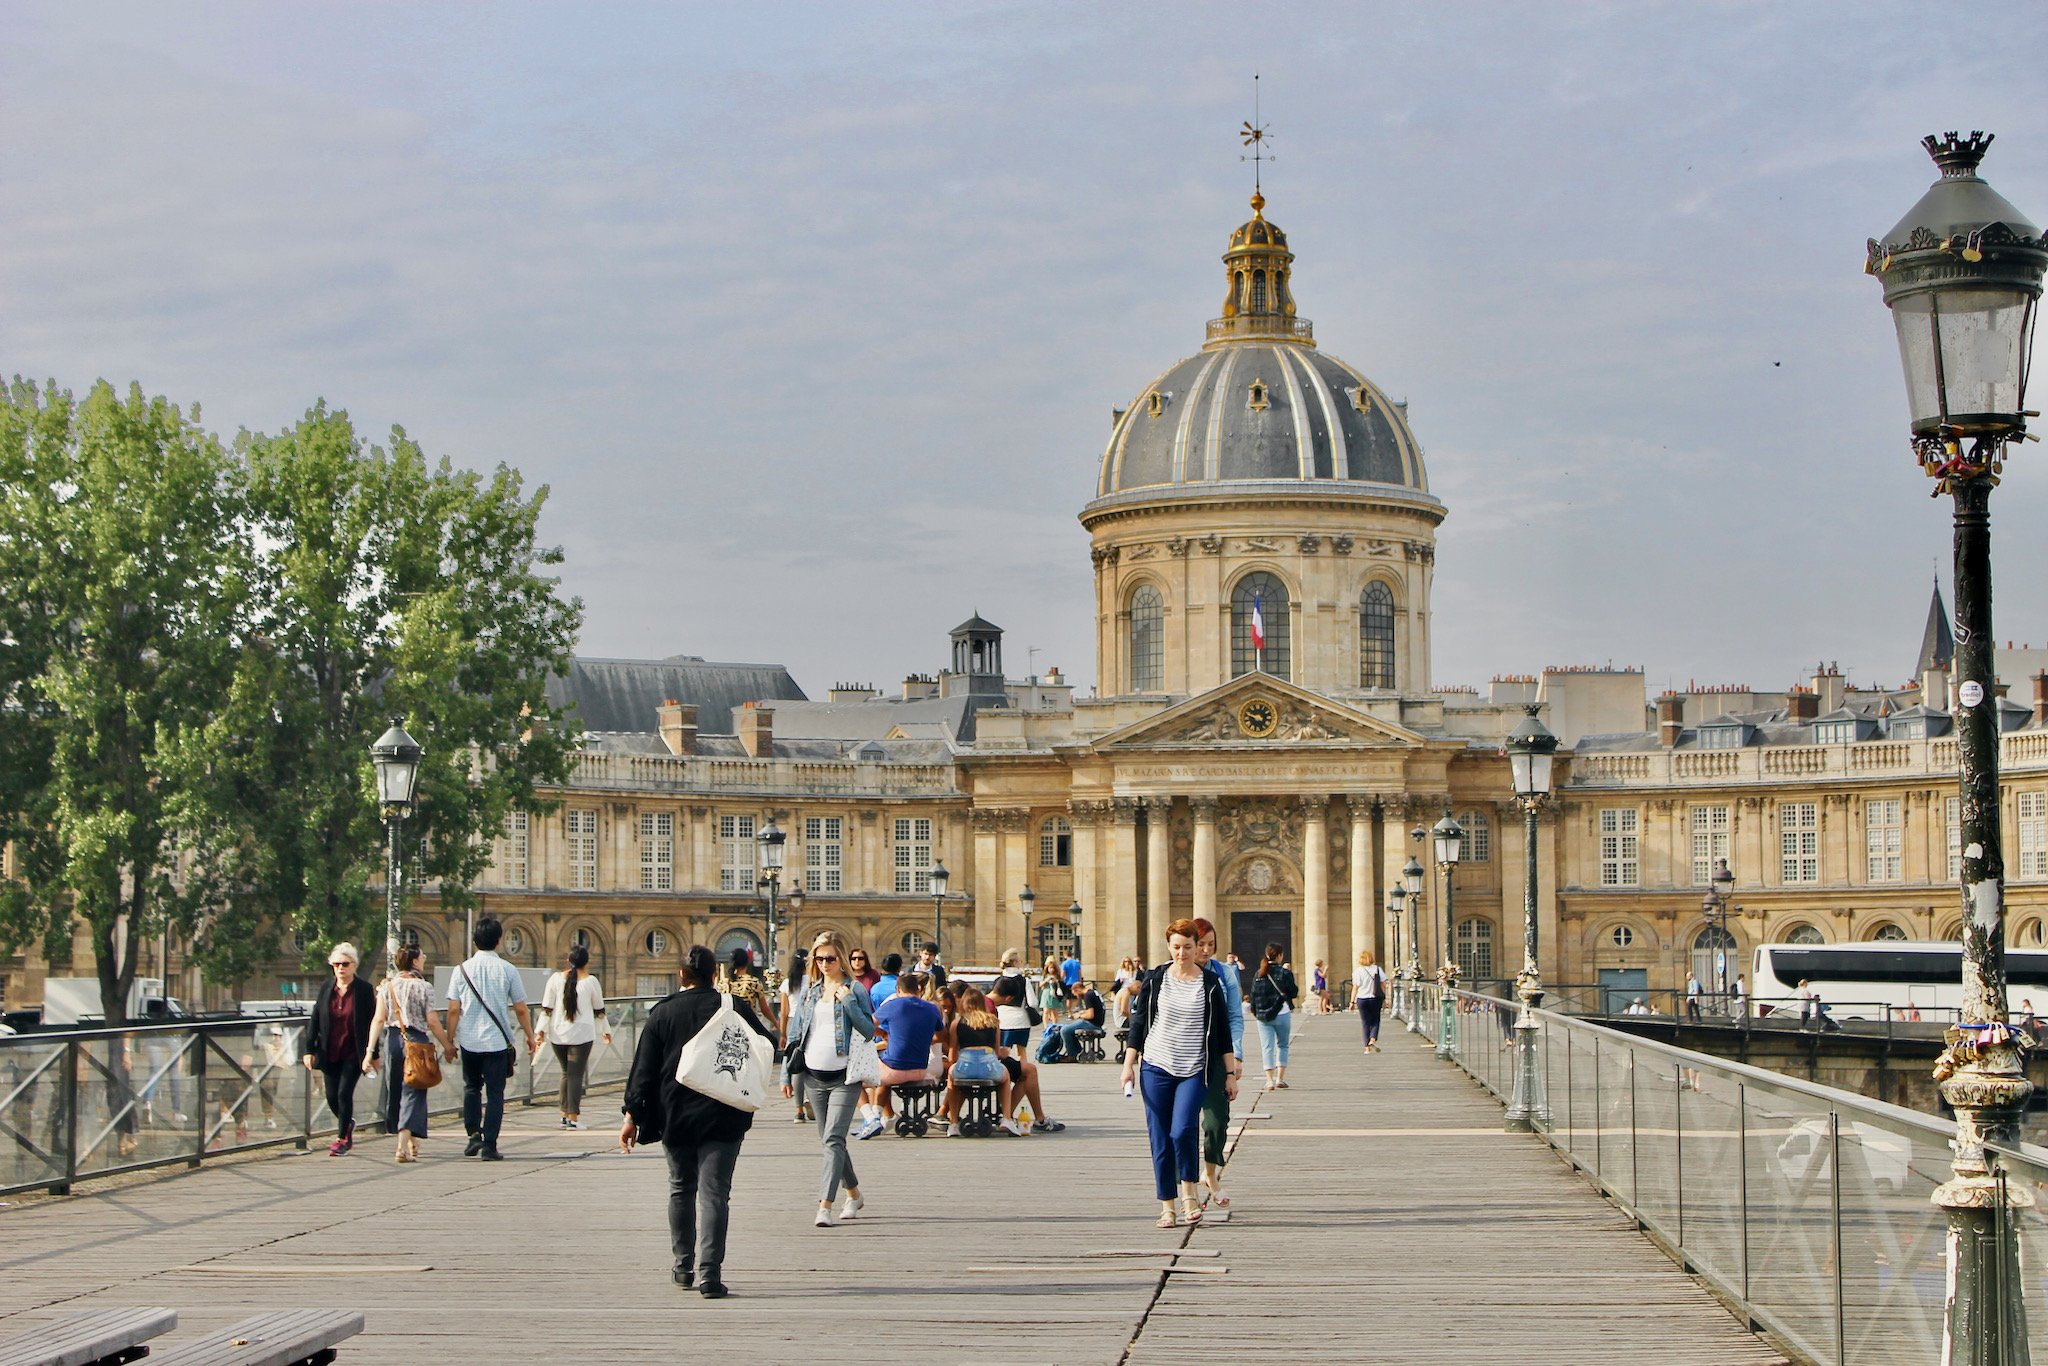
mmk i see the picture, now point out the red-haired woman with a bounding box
[1120,918,1239,1227]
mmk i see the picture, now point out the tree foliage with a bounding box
[0,382,584,1019]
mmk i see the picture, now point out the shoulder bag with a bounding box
[840,989,883,1085]
[677,992,776,1112]
[1371,967,1387,1003]
[395,977,443,1090]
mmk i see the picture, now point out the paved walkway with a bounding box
[0,1009,1793,1364]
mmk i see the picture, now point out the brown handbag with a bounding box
[394,978,443,1089]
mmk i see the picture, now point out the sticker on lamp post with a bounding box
[1959,681,1986,709]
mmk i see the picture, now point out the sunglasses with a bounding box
[814,953,840,964]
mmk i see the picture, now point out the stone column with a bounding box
[1192,797,1220,941]
[1109,799,1143,967]
[1002,809,1032,957]
[1348,796,1374,967]
[858,810,880,894]
[1302,796,1330,975]
[1146,798,1173,947]
[1070,801,1103,977]
[687,806,710,891]
[971,808,1002,964]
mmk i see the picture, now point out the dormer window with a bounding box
[1351,385,1371,414]
[1814,721,1856,745]
[1247,379,1270,412]
[1696,723,1748,750]
[1147,391,1169,418]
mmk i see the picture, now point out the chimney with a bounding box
[1812,663,1846,712]
[1923,665,1950,713]
[737,702,774,759]
[902,674,938,701]
[1787,687,1819,723]
[1656,693,1685,748]
[2034,671,2048,727]
[656,699,697,756]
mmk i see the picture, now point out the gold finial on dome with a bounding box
[1249,191,1266,217]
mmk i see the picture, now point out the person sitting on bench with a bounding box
[873,972,943,1126]
[1042,980,1106,1060]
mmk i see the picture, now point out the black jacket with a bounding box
[305,976,378,1064]
[1124,965,1233,1073]
[624,987,773,1148]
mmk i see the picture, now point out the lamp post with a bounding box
[1431,810,1464,1060]
[1068,899,1084,978]
[1504,706,1557,1132]
[369,721,424,974]
[928,859,950,959]
[1403,854,1425,1034]
[757,818,787,985]
[784,886,805,985]
[1386,887,1406,1021]
[1702,857,1739,1011]
[1017,884,1035,962]
[1870,131,2045,1366]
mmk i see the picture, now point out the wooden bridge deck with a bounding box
[0,1008,1794,1363]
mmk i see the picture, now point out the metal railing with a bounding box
[1396,982,2048,1365]
[0,998,663,1197]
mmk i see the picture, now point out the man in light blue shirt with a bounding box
[444,918,533,1160]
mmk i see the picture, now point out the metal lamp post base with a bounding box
[1935,1036,2034,1366]
[1436,987,1456,1061]
[1505,1002,1546,1133]
[1406,978,1422,1034]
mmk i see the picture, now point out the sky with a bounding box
[5,2,2048,704]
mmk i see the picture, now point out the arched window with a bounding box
[1691,926,1736,995]
[1360,582,1396,689]
[1251,270,1268,312]
[1785,924,1825,945]
[1609,925,1634,949]
[1456,918,1494,980]
[571,927,592,952]
[400,926,421,951]
[2017,920,2046,949]
[1230,572,1291,680]
[1034,918,1078,964]
[900,929,927,958]
[1870,922,1908,942]
[1039,816,1072,868]
[715,927,764,964]
[1129,585,1163,692]
[643,929,670,956]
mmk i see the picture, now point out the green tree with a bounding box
[181,403,583,972]
[0,380,249,1023]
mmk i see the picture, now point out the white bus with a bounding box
[1751,941,2048,1022]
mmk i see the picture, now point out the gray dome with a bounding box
[1094,343,1427,499]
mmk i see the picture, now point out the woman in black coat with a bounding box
[621,944,773,1299]
[1120,919,1239,1227]
[302,942,378,1155]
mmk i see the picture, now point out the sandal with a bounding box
[1156,1208,1178,1229]
[1182,1196,1204,1225]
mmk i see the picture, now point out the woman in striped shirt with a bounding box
[1121,918,1240,1227]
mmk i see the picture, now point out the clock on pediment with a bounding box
[1237,697,1279,739]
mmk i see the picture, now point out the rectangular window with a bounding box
[805,816,843,893]
[2020,792,2048,880]
[1598,808,1639,888]
[639,811,674,891]
[1866,798,1902,883]
[496,811,529,888]
[1780,802,1819,884]
[1949,796,1963,882]
[1463,811,1490,863]
[894,817,933,894]
[719,814,756,893]
[1689,804,1730,885]
[566,808,598,891]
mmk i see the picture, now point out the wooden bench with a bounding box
[0,1306,177,1366]
[148,1310,363,1366]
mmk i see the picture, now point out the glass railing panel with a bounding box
[1741,1081,1845,1365]
[1989,1143,2048,1357]
[1675,1063,1745,1291]
[1837,1114,1948,1363]
[202,1023,309,1152]
[0,1037,69,1192]
[1632,1047,1681,1241]
[1598,1027,1635,1202]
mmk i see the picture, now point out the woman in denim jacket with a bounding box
[782,929,878,1226]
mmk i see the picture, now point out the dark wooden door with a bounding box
[1230,910,1293,970]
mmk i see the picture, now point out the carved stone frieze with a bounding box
[1298,534,1320,554]
[1273,707,1342,741]
[1166,536,1189,557]
[1125,544,1159,560]
[1110,797,1143,824]
[1241,537,1284,553]
[1198,533,1223,554]
[1297,794,1329,819]
[1066,798,1111,825]
[998,808,1032,834]
[1221,854,1299,897]
[1217,797,1304,861]
[969,808,1005,835]
[1331,534,1354,555]
[1190,796,1221,823]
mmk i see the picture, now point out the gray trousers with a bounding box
[666,1139,742,1275]
[812,1079,862,1202]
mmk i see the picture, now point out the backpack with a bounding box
[1250,974,1283,1023]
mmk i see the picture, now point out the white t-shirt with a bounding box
[805,987,852,1072]
[539,971,606,1047]
[1352,965,1386,1000]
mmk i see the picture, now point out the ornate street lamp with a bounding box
[1068,899,1084,975]
[757,818,787,984]
[1431,809,1464,1061]
[1403,854,1425,1035]
[1017,884,1036,961]
[1870,131,2046,1366]
[1386,886,1406,1022]
[1504,705,1557,1132]
[928,859,949,959]
[1703,857,1738,1009]
[369,721,423,974]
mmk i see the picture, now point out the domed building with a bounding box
[1084,192,1444,699]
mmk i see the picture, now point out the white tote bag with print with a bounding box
[676,994,776,1112]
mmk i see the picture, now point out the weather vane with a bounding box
[1239,73,1273,194]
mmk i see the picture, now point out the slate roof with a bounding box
[545,655,806,735]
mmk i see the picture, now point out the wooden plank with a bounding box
[0,1307,176,1366]
[150,1309,363,1366]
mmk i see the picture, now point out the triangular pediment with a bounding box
[1095,675,1429,750]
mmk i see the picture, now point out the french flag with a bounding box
[1250,591,1266,651]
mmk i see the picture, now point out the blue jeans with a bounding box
[1259,1012,1293,1071]
[1138,1062,1207,1200]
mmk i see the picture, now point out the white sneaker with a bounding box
[813,1206,835,1227]
[856,1116,885,1140]
[838,1194,863,1221]
[946,1123,963,1138]
[999,1117,1027,1137]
